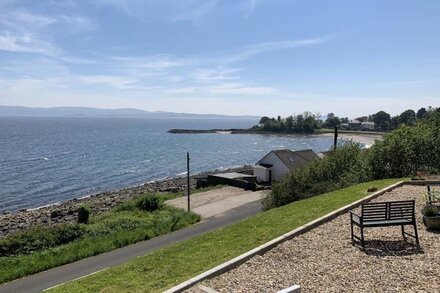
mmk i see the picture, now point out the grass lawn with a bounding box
[49,178,402,293]
[0,186,224,284]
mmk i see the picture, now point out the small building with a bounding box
[360,121,375,131]
[254,149,319,182]
[348,120,361,130]
[206,172,257,190]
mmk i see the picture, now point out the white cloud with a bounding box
[191,67,241,82]
[0,32,59,55]
[77,75,138,88]
[171,0,220,23]
[166,82,280,95]
[220,37,331,64]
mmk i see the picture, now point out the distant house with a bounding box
[254,149,319,182]
[348,120,361,130]
[360,121,375,131]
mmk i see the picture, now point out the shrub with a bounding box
[367,186,378,192]
[423,205,439,217]
[137,196,161,212]
[368,112,440,178]
[77,206,90,224]
[0,224,86,256]
[267,143,369,209]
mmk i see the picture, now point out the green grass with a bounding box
[0,188,217,284]
[49,178,402,293]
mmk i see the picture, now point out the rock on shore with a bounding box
[0,166,252,237]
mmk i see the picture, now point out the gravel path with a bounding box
[203,185,440,292]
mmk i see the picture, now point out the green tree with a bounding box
[259,116,270,125]
[285,115,294,131]
[416,107,428,119]
[373,111,391,131]
[304,116,317,133]
[390,115,400,129]
[399,109,416,125]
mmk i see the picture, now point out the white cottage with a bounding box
[253,149,319,182]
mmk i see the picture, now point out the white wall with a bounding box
[258,152,290,181]
[253,165,270,182]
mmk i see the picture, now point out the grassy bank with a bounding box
[50,178,402,293]
[0,187,226,284]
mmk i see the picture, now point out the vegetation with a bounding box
[0,192,201,284]
[423,205,439,217]
[77,205,90,224]
[256,112,319,133]
[255,105,439,134]
[265,110,439,209]
[48,179,402,293]
[263,143,369,208]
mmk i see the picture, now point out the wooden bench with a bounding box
[350,200,420,248]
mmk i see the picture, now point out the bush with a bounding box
[264,111,440,210]
[0,224,86,256]
[423,205,439,217]
[266,143,369,209]
[368,112,440,178]
[77,206,90,224]
[137,196,161,212]
[367,186,378,192]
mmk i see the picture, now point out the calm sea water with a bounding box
[0,117,335,212]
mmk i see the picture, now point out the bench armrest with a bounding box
[349,211,361,222]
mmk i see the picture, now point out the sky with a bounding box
[0,0,439,117]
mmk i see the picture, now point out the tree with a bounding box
[399,109,416,125]
[325,111,341,128]
[285,115,294,131]
[259,116,270,125]
[373,111,391,131]
[340,117,349,123]
[390,115,400,129]
[295,114,305,132]
[304,116,317,133]
[416,107,428,119]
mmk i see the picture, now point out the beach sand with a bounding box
[320,132,383,146]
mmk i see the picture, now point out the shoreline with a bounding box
[320,132,384,146]
[0,165,252,237]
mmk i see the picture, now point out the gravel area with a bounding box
[202,185,440,292]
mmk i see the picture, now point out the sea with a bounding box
[0,116,336,212]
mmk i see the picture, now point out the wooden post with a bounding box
[187,152,190,212]
[334,126,338,150]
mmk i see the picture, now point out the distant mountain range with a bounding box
[0,106,259,119]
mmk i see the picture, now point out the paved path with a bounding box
[166,186,264,218]
[0,200,262,293]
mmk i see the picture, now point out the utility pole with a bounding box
[334,126,338,150]
[187,152,190,212]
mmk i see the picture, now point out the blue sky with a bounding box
[0,0,439,117]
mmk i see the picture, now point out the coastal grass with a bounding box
[0,187,224,284]
[49,178,402,293]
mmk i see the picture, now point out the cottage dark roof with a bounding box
[257,149,319,170]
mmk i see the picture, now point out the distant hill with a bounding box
[0,106,259,119]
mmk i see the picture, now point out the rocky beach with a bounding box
[0,166,252,237]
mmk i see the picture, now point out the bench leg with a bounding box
[350,221,354,243]
[401,225,406,240]
[360,226,365,247]
[413,223,420,248]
